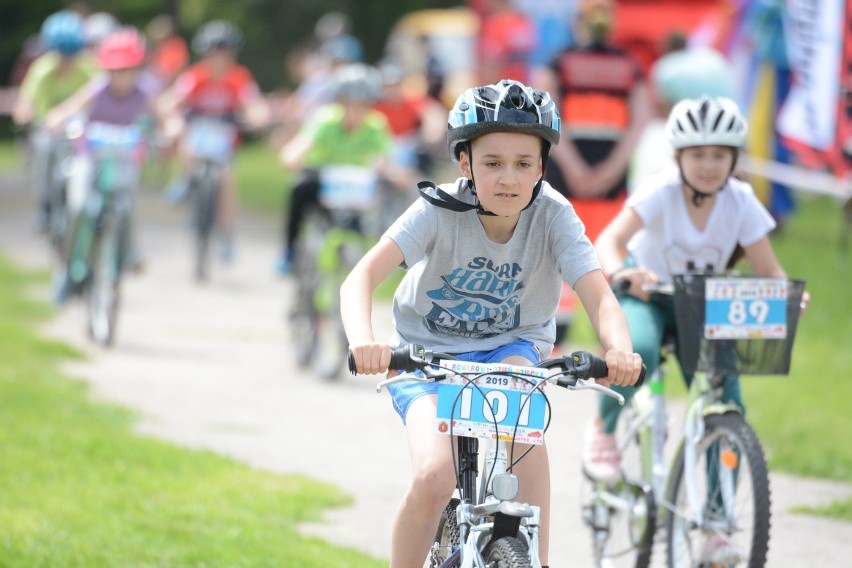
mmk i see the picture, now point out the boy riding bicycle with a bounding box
[586,95,809,563]
[342,79,643,568]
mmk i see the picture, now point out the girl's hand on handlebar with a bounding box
[348,342,391,375]
[799,290,811,314]
[612,267,659,301]
[601,349,644,388]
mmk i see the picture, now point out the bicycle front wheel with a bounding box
[483,536,530,568]
[191,165,219,281]
[87,214,122,346]
[665,412,770,568]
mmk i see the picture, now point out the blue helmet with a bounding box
[41,10,86,56]
[447,79,561,161]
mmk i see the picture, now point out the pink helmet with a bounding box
[98,28,147,70]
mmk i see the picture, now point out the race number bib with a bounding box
[186,118,236,160]
[704,278,788,340]
[435,360,548,446]
[318,165,378,211]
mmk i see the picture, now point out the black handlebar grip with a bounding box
[613,278,631,294]
[389,345,416,372]
[589,355,648,388]
[347,351,357,375]
[588,356,609,379]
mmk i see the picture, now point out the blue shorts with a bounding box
[387,339,541,424]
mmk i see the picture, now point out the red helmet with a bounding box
[98,28,146,70]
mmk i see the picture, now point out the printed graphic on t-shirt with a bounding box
[664,244,725,275]
[424,257,524,339]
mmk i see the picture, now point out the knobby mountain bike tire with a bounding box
[483,536,530,568]
[428,498,461,568]
[87,211,124,346]
[665,412,770,568]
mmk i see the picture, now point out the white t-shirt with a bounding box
[385,178,600,355]
[627,167,776,283]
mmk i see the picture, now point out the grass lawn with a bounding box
[0,255,385,566]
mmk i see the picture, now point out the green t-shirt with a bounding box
[302,104,392,168]
[19,51,99,122]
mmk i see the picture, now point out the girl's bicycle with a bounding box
[351,344,645,568]
[582,272,805,568]
[66,121,146,345]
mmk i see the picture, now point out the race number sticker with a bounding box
[704,278,788,339]
[435,360,548,445]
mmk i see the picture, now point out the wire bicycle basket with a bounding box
[672,273,806,375]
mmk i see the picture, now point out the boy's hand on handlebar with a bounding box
[601,349,643,388]
[348,342,391,375]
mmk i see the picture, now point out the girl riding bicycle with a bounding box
[341,79,643,568]
[44,27,164,303]
[585,95,810,562]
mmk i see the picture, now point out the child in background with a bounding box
[587,96,809,563]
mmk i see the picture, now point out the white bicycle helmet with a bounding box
[332,63,382,103]
[665,96,748,149]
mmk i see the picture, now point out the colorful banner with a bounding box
[777,0,844,152]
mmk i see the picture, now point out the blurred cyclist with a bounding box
[158,20,269,262]
[13,10,99,232]
[45,28,170,303]
[277,63,394,275]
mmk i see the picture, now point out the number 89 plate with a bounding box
[435,360,548,445]
[704,278,788,340]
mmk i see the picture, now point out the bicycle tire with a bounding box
[313,310,348,380]
[289,216,324,369]
[611,402,657,568]
[483,536,530,568]
[313,238,362,380]
[427,498,461,567]
[191,164,219,281]
[664,412,770,568]
[87,213,121,346]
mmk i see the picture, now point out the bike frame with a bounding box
[448,435,542,568]
[679,369,742,532]
[373,349,628,568]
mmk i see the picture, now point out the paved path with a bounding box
[1,168,850,566]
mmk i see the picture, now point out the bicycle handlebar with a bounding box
[348,345,645,399]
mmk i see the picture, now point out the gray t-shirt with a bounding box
[384,178,600,356]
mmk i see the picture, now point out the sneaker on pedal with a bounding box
[699,533,741,566]
[583,422,621,484]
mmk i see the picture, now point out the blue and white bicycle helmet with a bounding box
[447,79,560,161]
[431,80,560,213]
[41,10,86,56]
